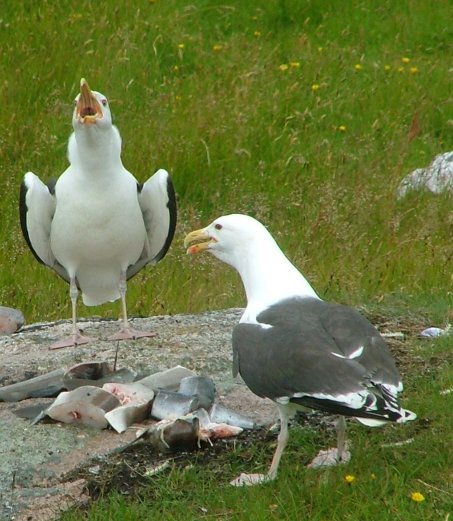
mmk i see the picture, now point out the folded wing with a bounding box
[127,169,177,280]
[19,172,70,282]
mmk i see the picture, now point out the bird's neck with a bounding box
[68,126,123,174]
[234,241,319,322]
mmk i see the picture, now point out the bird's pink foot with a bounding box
[107,327,157,341]
[306,447,351,468]
[230,473,273,486]
[49,332,96,350]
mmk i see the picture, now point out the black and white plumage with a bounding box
[184,214,416,485]
[20,78,177,349]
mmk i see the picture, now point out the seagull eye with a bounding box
[101,99,107,106]
[214,223,222,230]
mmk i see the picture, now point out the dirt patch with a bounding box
[0,308,441,520]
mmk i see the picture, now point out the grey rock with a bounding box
[397,152,453,198]
[0,306,25,335]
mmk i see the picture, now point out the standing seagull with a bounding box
[184,214,416,486]
[20,79,177,349]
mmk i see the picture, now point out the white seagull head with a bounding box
[184,213,319,324]
[184,214,274,268]
[72,78,113,131]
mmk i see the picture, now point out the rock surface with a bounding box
[0,309,276,521]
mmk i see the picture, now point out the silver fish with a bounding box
[178,376,216,410]
[64,361,137,390]
[138,365,195,392]
[191,408,243,442]
[102,382,155,405]
[209,404,256,430]
[32,385,120,429]
[102,382,155,433]
[139,416,201,451]
[150,390,200,420]
[105,402,152,433]
[0,368,65,402]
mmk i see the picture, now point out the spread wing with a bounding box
[19,172,70,282]
[126,169,177,280]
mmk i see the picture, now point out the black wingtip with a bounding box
[19,179,46,266]
[151,174,177,264]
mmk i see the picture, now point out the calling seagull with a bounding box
[20,79,176,349]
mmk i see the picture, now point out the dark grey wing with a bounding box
[19,172,70,282]
[233,297,406,421]
[233,312,367,400]
[127,169,177,280]
[300,298,401,387]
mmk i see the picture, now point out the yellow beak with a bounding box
[77,78,103,124]
[184,229,216,254]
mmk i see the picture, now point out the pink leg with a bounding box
[107,271,156,341]
[230,404,289,486]
[50,278,96,350]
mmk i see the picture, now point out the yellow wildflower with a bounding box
[401,56,410,63]
[344,474,355,483]
[397,66,404,73]
[311,83,320,92]
[354,63,363,71]
[212,44,223,52]
[254,31,261,38]
[279,64,289,71]
[318,46,324,52]
[370,473,376,480]
[172,65,179,72]
[410,66,418,74]
[384,64,391,71]
[338,125,347,132]
[177,43,184,49]
[411,491,425,502]
[289,61,301,68]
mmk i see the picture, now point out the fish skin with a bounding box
[105,402,152,433]
[178,376,216,410]
[33,386,120,428]
[65,367,138,390]
[64,362,137,390]
[142,417,201,451]
[138,366,195,392]
[209,404,257,430]
[13,402,53,420]
[150,390,200,420]
[190,408,244,441]
[102,382,154,406]
[0,368,66,402]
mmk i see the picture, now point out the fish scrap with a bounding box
[5,363,257,448]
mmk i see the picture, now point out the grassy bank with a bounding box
[0,0,451,324]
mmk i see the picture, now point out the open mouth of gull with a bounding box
[76,79,103,124]
[184,231,217,254]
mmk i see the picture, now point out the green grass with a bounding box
[1,1,452,519]
[0,0,451,323]
[60,353,452,521]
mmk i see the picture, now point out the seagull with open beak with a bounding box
[20,79,177,349]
